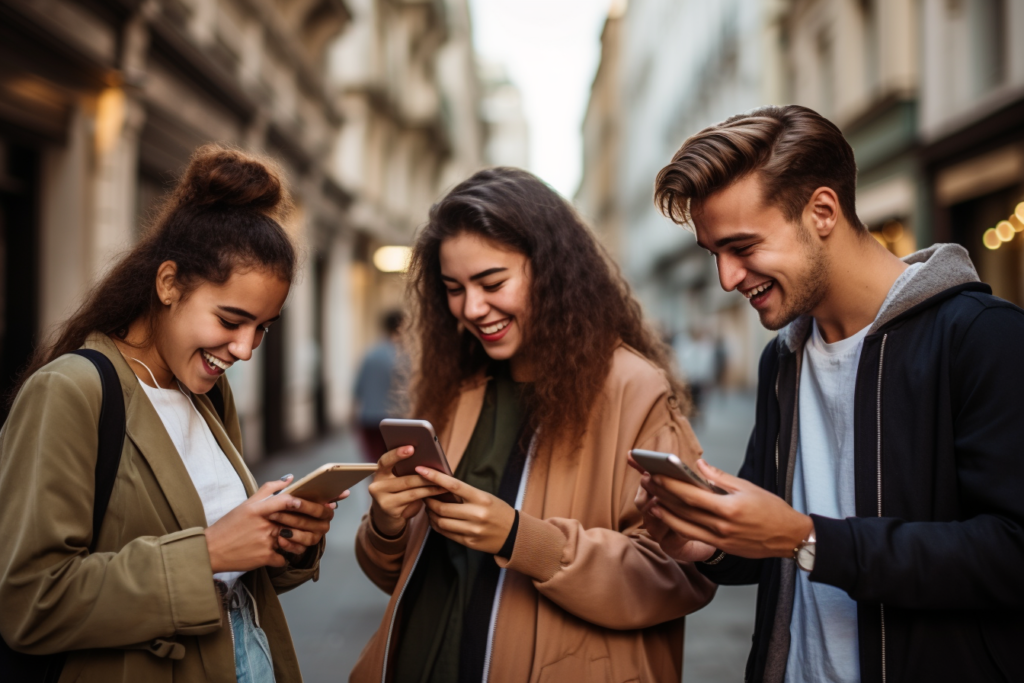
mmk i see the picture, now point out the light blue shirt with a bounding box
[784,318,866,683]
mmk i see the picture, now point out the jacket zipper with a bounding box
[481,437,535,683]
[380,530,431,683]
[876,333,888,683]
[774,370,781,490]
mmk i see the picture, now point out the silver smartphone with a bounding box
[378,418,461,503]
[630,448,729,495]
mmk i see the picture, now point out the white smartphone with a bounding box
[630,448,729,495]
[279,463,378,503]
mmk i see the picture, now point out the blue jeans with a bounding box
[229,585,275,683]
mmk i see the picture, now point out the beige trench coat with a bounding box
[352,345,717,683]
[0,333,320,682]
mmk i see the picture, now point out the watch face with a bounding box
[796,544,816,572]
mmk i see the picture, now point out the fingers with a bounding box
[651,474,721,512]
[267,511,332,533]
[626,454,646,475]
[254,492,305,516]
[276,526,321,548]
[377,446,414,473]
[415,466,474,499]
[696,459,742,492]
[369,474,436,497]
[254,476,292,500]
[651,505,722,547]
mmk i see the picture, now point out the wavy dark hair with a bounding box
[12,144,296,399]
[407,167,687,443]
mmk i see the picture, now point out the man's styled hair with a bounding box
[654,105,864,230]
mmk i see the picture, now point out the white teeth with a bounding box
[202,350,232,371]
[479,319,510,335]
[744,281,774,299]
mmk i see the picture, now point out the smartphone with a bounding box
[378,418,461,503]
[280,463,378,504]
[630,448,729,495]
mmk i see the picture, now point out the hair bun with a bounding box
[182,145,285,213]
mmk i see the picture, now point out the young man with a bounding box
[639,105,1024,683]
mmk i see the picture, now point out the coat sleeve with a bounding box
[812,305,1024,609]
[354,512,411,594]
[0,363,222,655]
[495,411,717,630]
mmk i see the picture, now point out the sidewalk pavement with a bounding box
[253,389,757,683]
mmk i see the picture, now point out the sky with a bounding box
[468,0,613,199]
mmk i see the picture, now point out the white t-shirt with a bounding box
[784,262,922,683]
[137,376,249,591]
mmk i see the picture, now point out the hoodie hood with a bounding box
[777,243,981,353]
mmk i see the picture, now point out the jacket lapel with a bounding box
[440,376,488,472]
[81,335,209,531]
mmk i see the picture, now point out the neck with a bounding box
[114,320,175,388]
[811,229,908,343]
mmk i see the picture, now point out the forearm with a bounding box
[354,511,409,594]
[812,514,1024,609]
[498,514,716,629]
[0,529,221,654]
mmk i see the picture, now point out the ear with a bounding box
[804,186,840,238]
[155,260,181,306]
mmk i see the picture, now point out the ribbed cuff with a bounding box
[366,514,410,555]
[495,512,566,582]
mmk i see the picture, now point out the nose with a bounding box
[462,286,489,321]
[227,330,255,362]
[716,254,747,293]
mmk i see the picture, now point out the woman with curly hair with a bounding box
[352,167,715,683]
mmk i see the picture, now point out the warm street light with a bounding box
[983,228,1002,250]
[373,245,412,273]
[996,221,1015,242]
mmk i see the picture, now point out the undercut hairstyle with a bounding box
[407,167,687,445]
[13,144,296,399]
[654,105,864,230]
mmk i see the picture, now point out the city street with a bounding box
[254,390,757,683]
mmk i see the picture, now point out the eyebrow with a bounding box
[697,232,760,252]
[218,306,281,324]
[440,267,508,282]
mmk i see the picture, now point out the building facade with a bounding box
[0,0,488,457]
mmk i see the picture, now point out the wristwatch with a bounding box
[793,530,816,572]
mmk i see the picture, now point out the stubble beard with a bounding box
[759,236,830,331]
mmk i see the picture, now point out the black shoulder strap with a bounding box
[207,382,226,424]
[70,349,126,552]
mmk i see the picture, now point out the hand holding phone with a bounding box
[629,449,729,495]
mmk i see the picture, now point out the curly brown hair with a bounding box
[407,167,686,443]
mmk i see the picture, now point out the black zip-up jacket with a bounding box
[698,244,1024,683]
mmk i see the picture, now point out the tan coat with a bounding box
[352,345,716,683]
[0,333,320,683]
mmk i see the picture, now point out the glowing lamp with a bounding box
[983,228,1002,250]
[996,221,1015,242]
[373,246,412,273]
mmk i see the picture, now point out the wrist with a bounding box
[780,513,814,558]
[203,528,224,574]
[370,506,405,539]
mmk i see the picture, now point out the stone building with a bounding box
[0,0,487,456]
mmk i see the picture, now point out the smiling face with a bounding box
[439,232,531,362]
[153,266,290,393]
[693,174,829,331]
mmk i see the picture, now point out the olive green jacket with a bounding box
[0,333,319,682]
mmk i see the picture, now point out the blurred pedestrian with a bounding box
[352,168,715,683]
[353,310,405,462]
[674,328,715,422]
[640,105,1024,682]
[0,145,341,683]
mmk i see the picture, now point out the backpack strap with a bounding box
[69,349,126,552]
[207,382,226,424]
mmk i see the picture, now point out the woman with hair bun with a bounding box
[352,167,716,682]
[0,144,336,683]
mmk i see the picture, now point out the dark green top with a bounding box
[393,363,525,683]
